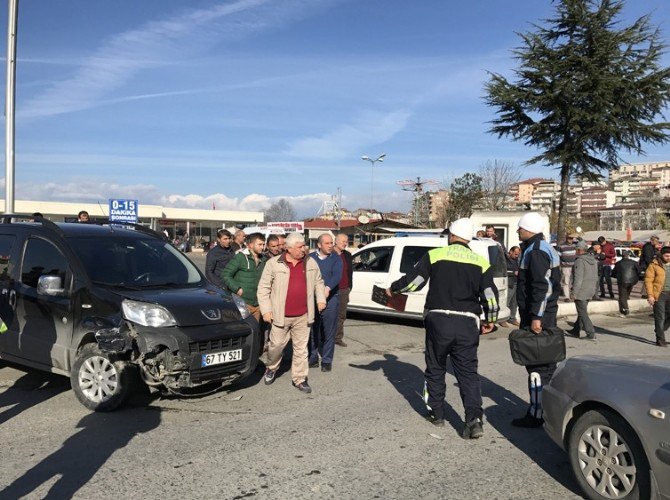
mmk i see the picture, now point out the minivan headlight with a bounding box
[122,299,177,327]
[231,293,250,319]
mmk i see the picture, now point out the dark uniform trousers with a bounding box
[520,308,558,396]
[424,312,482,423]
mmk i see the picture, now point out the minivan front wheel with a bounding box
[71,344,130,412]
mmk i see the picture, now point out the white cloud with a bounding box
[285,108,412,160]
[20,0,339,119]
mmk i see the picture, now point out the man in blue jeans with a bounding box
[309,234,343,371]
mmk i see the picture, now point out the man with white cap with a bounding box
[386,218,499,439]
[513,212,561,428]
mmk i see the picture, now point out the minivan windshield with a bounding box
[69,236,203,287]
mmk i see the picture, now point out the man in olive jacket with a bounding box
[257,233,327,393]
[222,233,266,322]
[644,246,670,347]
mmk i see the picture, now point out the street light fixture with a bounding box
[361,153,386,211]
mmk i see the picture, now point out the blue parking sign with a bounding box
[109,199,138,224]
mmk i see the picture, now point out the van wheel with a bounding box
[70,344,131,412]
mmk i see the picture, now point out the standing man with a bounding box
[264,234,282,260]
[640,235,659,298]
[557,233,577,302]
[258,233,326,393]
[308,234,343,372]
[334,233,353,347]
[278,234,287,252]
[566,241,597,340]
[205,229,235,289]
[499,246,520,327]
[597,236,616,299]
[387,218,498,439]
[78,210,90,223]
[612,250,640,317]
[643,246,670,347]
[231,229,246,252]
[513,212,561,428]
[222,233,266,323]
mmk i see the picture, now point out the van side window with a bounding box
[353,247,394,273]
[21,238,68,289]
[0,235,16,278]
[400,246,435,274]
[487,245,507,278]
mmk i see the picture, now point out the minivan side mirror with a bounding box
[37,275,65,296]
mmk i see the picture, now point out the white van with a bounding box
[348,235,510,320]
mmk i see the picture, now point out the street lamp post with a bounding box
[5,0,19,214]
[361,153,385,211]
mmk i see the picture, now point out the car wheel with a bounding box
[70,343,131,412]
[568,409,651,500]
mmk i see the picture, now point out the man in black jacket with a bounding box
[386,218,498,439]
[334,233,353,347]
[612,250,641,316]
[205,229,235,289]
[514,212,561,428]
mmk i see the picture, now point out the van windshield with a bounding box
[69,236,203,287]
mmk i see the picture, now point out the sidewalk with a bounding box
[556,296,650,318]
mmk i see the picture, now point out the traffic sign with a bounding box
[109,199,138,224]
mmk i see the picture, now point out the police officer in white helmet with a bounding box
[386,218,499,439]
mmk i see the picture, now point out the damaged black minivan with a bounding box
[0,218,260,411]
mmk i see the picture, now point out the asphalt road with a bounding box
[1,299,667,499]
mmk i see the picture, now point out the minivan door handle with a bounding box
[8,290,16,310]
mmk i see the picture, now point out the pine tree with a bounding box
[485,0,670,237]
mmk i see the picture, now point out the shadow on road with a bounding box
[0,407,161,499]
[0,368,69,426]
[593,325,656,345]
[351,352,580,495]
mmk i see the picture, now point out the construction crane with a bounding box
[397,177,440,228]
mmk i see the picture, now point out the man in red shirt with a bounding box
[597,236,616,299]
[257,233,326,394]
[334,233,354,347]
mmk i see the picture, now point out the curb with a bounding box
[556,298,650,318]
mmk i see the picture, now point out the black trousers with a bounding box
[600,266,613,296]
[424,312,482,423]
[617,283,634,314]
[573,299,594,335]
[519,308,557,403]
[653,291,670,343]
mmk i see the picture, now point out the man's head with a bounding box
[565,233,577,243]
[621,249,632,259]
[266,234,281,256]
[651,235,660,245]
[317,233,334,255]
[575,240,589,255]
[509,246,521,259]
[592,243,602,253]
[78,210,89,223]
[334,233,348,253]
[448,218,474,244]
[660,246,670,264]
[285,233,306,260]
[247,233,266,257]
[485,225,496,239]
[517,212,544,242]
[597,236,606,245]
[278,234,286,251]
[234,230,246,246]
[216,229,232,248]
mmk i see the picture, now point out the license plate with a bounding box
[201,349,243,367]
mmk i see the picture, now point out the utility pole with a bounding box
[5,0,19,214]
[397,177,439,227]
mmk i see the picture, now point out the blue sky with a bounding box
[2,0,669,217]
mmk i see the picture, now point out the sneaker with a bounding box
[308,359,319,368]
[462,418,484,439]
[657,339,668,347]
[292,380,312,394]
[263,368,276,385]
[511,414,544,428]
[426,413,445,427]
[335,340,348,347]
[321,362,332,372]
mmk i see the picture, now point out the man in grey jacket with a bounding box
[566,241,598,340]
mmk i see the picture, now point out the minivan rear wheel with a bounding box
[71,343,131,412]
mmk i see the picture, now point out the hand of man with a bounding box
[530,319,542,334]
[262,312,272,323]
[237,288,244,296]
[481,322,494,335]
[648,296,656,306]
[385,288,393,298]
[317,302,326,312]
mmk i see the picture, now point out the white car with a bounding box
[348,236,510,320]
